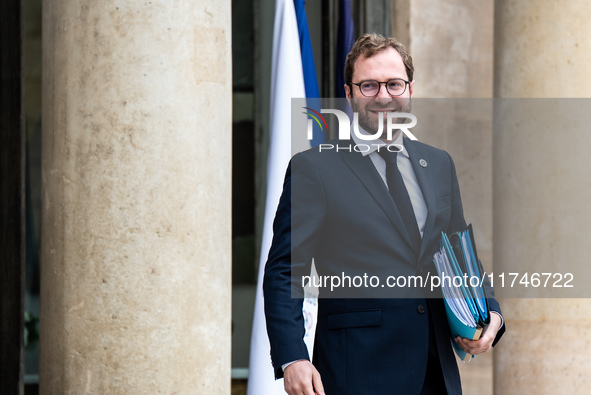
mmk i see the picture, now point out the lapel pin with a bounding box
[419,159,428,168]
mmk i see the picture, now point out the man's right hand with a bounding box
[283,360,325,395]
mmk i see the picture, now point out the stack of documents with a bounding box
[432,224,489,362]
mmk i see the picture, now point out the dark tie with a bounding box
[378,149,422,251]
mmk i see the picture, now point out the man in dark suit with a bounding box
[263,33,504,395]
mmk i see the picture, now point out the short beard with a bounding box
[350,97,412,141]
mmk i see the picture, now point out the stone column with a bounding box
[410,0,495,256]
[408,2,495,393]
[494,1,591,393]
[40,1,231,394]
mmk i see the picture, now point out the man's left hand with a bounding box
[455,312,502,356]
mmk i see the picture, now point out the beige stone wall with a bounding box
[411,0,494,98]
[494,0,591,98]
[39,1,232,393]
[408,0,494,266]
[494,1,591,393]
[406,1,495,394]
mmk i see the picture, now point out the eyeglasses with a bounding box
[350,79,410,97]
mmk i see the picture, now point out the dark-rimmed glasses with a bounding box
[350,79,410,97]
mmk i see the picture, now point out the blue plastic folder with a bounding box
[432,225,490,362]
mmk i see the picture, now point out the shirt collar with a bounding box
[350,126,409,158]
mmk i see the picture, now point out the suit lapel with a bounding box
[339,144,415,251]
[404,140,437,263]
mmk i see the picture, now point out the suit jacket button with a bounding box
[417,304,426,314]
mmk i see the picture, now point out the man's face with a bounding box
[345,47,414,142]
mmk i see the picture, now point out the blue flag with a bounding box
[294,0,325,146]
[293,0,319,98]
[336,0,355,98]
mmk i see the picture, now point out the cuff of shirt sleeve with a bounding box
[490,311,504,331]
[282,359,308,372]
